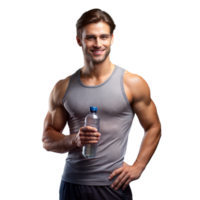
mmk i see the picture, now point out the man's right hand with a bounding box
[74,126,101,147]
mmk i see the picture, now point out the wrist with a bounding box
[71,134,78,148]
[133,160,146,172]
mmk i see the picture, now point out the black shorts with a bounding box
[59,180,133,200]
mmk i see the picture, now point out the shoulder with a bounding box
[123,70,151,104]
[49,75,72,111]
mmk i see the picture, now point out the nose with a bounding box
[94,37,101,48]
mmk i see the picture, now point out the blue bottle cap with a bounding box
[90,107,97,112]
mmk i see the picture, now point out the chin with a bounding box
[86,49,110,64]
[93,60,105,64]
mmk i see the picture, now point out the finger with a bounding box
[111,172,126,188]
[109,167,123,180]
[80,140,98,146]
[122,179,131,190]
[85,126,98,132]
[80,133,101,138]
[123,161,130,165]
[85,132,100,136]
[81,135,97,142]
[111,171,127,189]
[80,126,97,132]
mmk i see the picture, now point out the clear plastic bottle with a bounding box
[82,106,100,159]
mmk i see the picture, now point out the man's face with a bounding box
[77,21,114,64]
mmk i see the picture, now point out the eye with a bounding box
[87,36,94,40]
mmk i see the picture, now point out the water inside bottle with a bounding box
[82,143,97,158]
[82,108,100,159]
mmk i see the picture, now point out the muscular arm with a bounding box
[130,75,161,171]
[42,78,77,154]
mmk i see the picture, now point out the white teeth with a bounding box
[94,51,102,53]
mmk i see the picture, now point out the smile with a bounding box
[91,50,105,55]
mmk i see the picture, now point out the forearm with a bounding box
[133,125,161,171]
[42,130,77,153]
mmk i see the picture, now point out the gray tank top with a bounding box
[62,65,135,185]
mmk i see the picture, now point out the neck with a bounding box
[81,56,115,79]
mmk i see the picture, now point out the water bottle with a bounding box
[82,106,100,159]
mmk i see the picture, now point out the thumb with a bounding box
[123,161,129,165]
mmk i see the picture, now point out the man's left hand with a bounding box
[108,162,143,190]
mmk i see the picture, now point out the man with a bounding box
[42,8,161,200]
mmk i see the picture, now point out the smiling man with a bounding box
[42,9,161,200]
[74,18,116,81]
[81,24,111,64]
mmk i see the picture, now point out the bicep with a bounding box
[131,78,160,132]
[42,80,68,140]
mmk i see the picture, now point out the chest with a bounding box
[80,69,133,107]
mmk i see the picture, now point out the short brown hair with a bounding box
[76,8,116,39]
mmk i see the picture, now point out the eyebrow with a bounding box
[85,34,110,37]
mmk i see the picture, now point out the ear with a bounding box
[110,34,114,46]
[76,36,82,47]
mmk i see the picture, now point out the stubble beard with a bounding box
[81,50,112,76]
